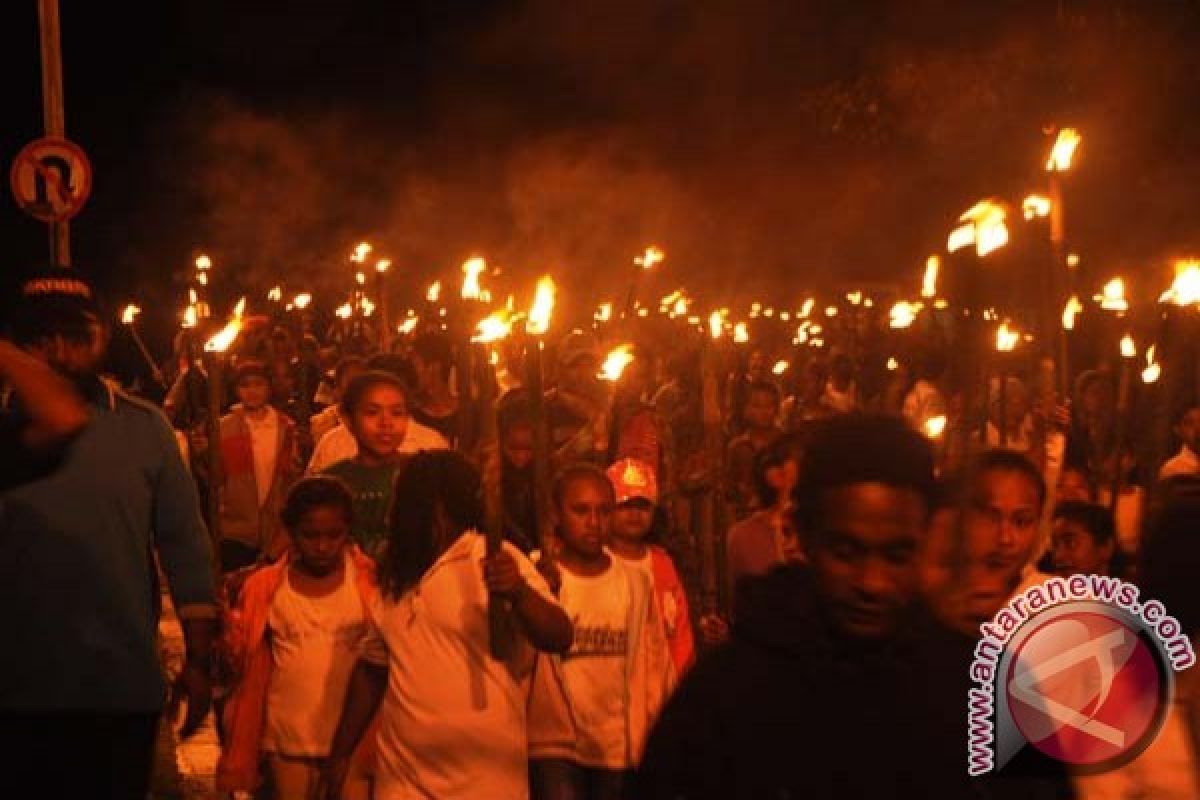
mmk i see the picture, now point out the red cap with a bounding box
[607,458,658,505]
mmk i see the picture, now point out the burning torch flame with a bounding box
[426,281,442,304]
[846,291,863,306]
[960,200,1009,257]
[195,254,212,271]
[292,293,312,310]
[1022,195,1052,220]
[461,257,486,300]
[197,272,209,287]
[889,301,922,329]
[1098,278,1129,312]
[921,256,939,299]
[360,297,376,316]
[335,303,353,319]
[1046,128,1082,172]
[634,246,664,270]
[121,305,141,325]
[376,258,391,273]
[355,272,366,286]
[1143,346,1161,384]
[1120,334,1137,359]
[182,305,198,329]
[995,322,1019,352]
[397,316,419,335]
[351,242,372,263]
[595,303,613,323]
[267,286,282,302]
[1062,295,1083,331]
[473,311,513,343]
[598,345,635,382]
[1159,260,1200,305]
[924,415,948,439]
[947,224,975,254]
[526,276,556,335]
[772,360,789,376]
[204,298,246,353]
[708,311,723,339]
[733,322,749,343]
[887,357,899,371]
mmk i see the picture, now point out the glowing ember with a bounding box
[1142,345,1161,384]
[1022,195,1052,220]
[204,298,246,353]
[461,257,486,300]
[526,276,556,335]
[195,254,212,271]
[1098,277,1129,312]
[335,303,353,319]
[1120,334,1137,359]
[292,293,312,310]
[1159,261,1200,305]
[772,360,789,376]
[267,286,283,302]
[426,281,442,304]
[921,256,939,299]
[1061,295,1083,331]
[733,322,749,343]
[473,310,513,343]
[995,322,1019,352]
[598,344,636,382]
[635,246,665,270]
[351,242,372,263]
[889,301,922,329]
[1045,128,1082,172]
[924,415,948,439]
[121,304,141,325]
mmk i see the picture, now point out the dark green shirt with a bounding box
[321,458,401,556]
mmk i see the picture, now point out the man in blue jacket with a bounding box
[0,267,217,797]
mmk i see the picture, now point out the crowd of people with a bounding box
[3,263,1200,799]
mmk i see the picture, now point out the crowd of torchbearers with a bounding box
[6,130,1200,800]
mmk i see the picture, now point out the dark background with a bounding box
[2,1,1200,344]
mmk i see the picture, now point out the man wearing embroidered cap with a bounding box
[0,266,217,797]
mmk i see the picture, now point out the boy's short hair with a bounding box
[340,370,410,418]
[281,475,355,530]
[974,449,1047,510]
[231,359,270,386]
[552,462,615,509]
[793,414,935,532]
[1052,501,1116,545]
[747,380,782,406]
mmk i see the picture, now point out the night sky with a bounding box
[4,1,1200,341]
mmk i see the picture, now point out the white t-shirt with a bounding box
[360,533,557,800]
[244,407,279,507]
[306,419,449,473]
[558,561,631,769]
[263,556,368,757]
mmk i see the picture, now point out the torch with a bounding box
[524,276,556,558]
[699,315,727,615]
[120,304,166,390]
[376,258,392,352]
[1111,334,1137,512]
[624,245,663,321]
[201,298,246,550]
[457,258,489,453]
[994,322,1020,448]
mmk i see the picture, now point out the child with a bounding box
[725,381,783,519]
[1051,501,1118,578]
[725,433,805,588]
[320,450,571,800]
[215,359,301,572]
[217,476,378,799]
[321,370,411,556]
[606,458,695,677]
[529,463,675,800]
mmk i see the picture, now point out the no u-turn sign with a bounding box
[10,136,92,223]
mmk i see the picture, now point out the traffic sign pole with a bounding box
[37,0,70,266]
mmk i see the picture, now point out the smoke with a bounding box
[135,0,1200,319]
